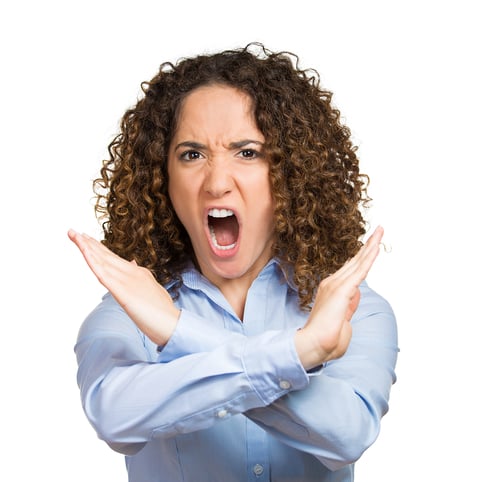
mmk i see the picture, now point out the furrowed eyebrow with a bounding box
[228,140,264,149]
[174,141,207,151]
[173,140,264,151]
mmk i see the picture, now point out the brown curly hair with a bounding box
[94,43,370,309]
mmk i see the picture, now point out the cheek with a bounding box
[256,176,274,212]
[262,189,276,234]
[170,193,188,224]
[168,166,185,204]
[250,187,275,230]
[168,182,186,223]
[168,181,198,232]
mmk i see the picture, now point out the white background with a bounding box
[1,1,478,480]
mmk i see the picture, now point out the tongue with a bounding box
[209,216,239,246]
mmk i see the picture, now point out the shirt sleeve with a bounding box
[158,283,398,471]
[246,283,399,471]
[74,294,308,455]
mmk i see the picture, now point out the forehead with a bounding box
[181,83,252,107]
[173,84,257,133]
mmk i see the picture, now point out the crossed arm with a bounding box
[70,227,397,469]
[68,226,385,371]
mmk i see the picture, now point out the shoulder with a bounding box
[352,282,398,346]
[357,281,395,317]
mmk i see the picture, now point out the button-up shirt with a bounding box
[75,259,398,481]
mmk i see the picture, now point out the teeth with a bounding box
[208,225,236,250]
[208,208,234,218]
[207,208,237,250]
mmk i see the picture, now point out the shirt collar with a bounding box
[178,258,299,293]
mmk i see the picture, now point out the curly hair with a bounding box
[94,42,370,309]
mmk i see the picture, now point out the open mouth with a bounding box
[208,208,239,251]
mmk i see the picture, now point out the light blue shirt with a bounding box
[75,258,398,481]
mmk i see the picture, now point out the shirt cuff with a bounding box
[241,328,309,405]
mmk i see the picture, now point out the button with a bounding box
[279,380,291,390]
[253,464,264,476]
[217,409,228,418]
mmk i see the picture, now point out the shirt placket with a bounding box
[242,270,272,480]
[246,418,270,481]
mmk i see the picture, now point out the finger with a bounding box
[328,226,384,284]
[67,228,84,248]
[350,226,384,267]
[70,231,122,268]
[68,230,128,285]
[68,230,97,265]
[342,244,380,285]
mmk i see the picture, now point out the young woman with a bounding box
[69,43,398,481]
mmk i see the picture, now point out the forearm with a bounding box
[246,349,396,470]
[77,284,397,464]
[76,298,308,452]
[159,302,396,471]
[247,299,398,470]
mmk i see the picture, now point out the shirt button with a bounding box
[279,380,291,390]
[217,409,228,418]
[253,464,264,476]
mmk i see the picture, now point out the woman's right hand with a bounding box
[68,229,180,346]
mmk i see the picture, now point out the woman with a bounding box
[69,43,398,481]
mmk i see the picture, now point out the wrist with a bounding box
[144,307,181,346]
[294,327,327,371]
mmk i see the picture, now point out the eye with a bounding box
[238,149,260,159]
[179,150,203,162]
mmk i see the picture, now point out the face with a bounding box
[167,84,275,289]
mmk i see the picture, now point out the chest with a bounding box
[176,276,309,337]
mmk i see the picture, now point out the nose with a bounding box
[203,159,233,198]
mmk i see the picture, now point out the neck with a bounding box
[215,276,254,321]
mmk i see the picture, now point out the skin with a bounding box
[167,85,275,319]
[68,84,385,370]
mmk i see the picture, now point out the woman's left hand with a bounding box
[295,226,384,370]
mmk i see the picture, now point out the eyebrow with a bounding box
[173,139,264,151]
